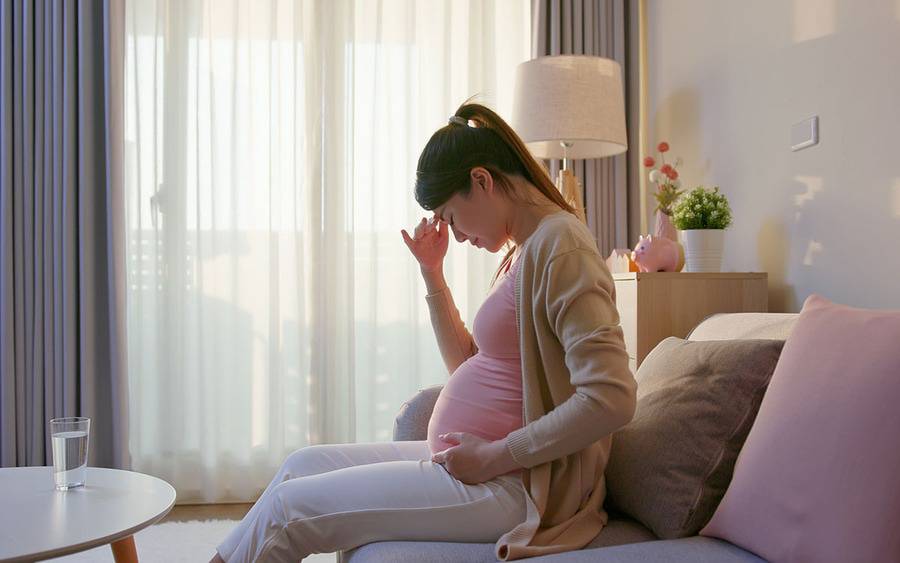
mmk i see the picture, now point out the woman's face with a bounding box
[433,168,510,253]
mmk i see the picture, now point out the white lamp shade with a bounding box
[511,55,627,160]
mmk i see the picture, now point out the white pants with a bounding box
[216,440,528,562]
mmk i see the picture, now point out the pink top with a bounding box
[427,252,524,473]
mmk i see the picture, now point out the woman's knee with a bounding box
[267,478,333,529]
[281,444,333,479]
[254,480,336,560]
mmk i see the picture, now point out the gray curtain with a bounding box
[0,0,129,469]
[532,0,631,255]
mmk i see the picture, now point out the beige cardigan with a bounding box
[424,211,637,560]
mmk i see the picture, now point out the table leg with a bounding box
[110,535,139,563]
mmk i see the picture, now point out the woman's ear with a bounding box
[471,167,492,193]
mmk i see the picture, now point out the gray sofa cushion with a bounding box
[340,541,495,563]
[604,337,784,539]
[340,536,763,563]
[583,513,658,547]
[340,516,656,562]
[528,537,766,562]
[393,384,442,441]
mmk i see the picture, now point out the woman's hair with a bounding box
[414,101,576,284]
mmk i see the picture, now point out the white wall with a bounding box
[644,0,900,311]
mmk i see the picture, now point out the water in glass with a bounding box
[50,417,90,490]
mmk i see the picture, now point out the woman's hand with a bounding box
[430,432,522,484]
[401,216,449,273]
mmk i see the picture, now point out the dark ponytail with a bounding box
[414,101,575,285]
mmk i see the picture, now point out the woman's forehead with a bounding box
[436,192,464,214]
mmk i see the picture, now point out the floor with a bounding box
[167,503,339,561]
[163,502,255,522]
[50,503,339,562]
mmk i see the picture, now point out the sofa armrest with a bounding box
[392,384,443,441]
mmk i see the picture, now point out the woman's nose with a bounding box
[450,224,467,243]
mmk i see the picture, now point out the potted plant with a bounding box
[672,186,733,272]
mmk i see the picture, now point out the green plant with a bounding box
[653,183,684,216]
[672,186,733,230]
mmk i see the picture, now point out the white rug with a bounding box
[48,520,337,562]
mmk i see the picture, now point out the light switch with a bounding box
[791,116,819,151]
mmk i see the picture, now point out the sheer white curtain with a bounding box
[124,0,530,503]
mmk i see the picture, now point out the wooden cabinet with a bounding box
[612,272,768,370]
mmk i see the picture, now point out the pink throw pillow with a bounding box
[700,294,900,563]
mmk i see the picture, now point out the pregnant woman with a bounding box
[212,103,637,562]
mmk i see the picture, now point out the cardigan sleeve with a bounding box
[505,248,637,469]
[424,287,479,376]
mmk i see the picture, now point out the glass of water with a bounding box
[50,417,91,490]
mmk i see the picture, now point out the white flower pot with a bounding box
[678,229,724,272]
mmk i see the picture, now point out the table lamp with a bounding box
[511,55,627,223]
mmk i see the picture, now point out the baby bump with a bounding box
[427,354,524,455]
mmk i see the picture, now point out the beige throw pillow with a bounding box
[603,337,784,539]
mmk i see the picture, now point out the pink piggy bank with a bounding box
[631,235,681,272]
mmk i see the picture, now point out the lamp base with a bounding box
[557,169,587,224]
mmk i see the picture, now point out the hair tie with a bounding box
[448,115,468,127]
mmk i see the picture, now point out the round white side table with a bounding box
[0,466,176,562]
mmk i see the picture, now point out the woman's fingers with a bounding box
[404,222,430,246]
[414,217,429,238]
[405,216,446,247]
[416,216,446,240]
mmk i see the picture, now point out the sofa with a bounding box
[339,312,799,562]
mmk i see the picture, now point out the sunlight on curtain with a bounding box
[124,0,530,503]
